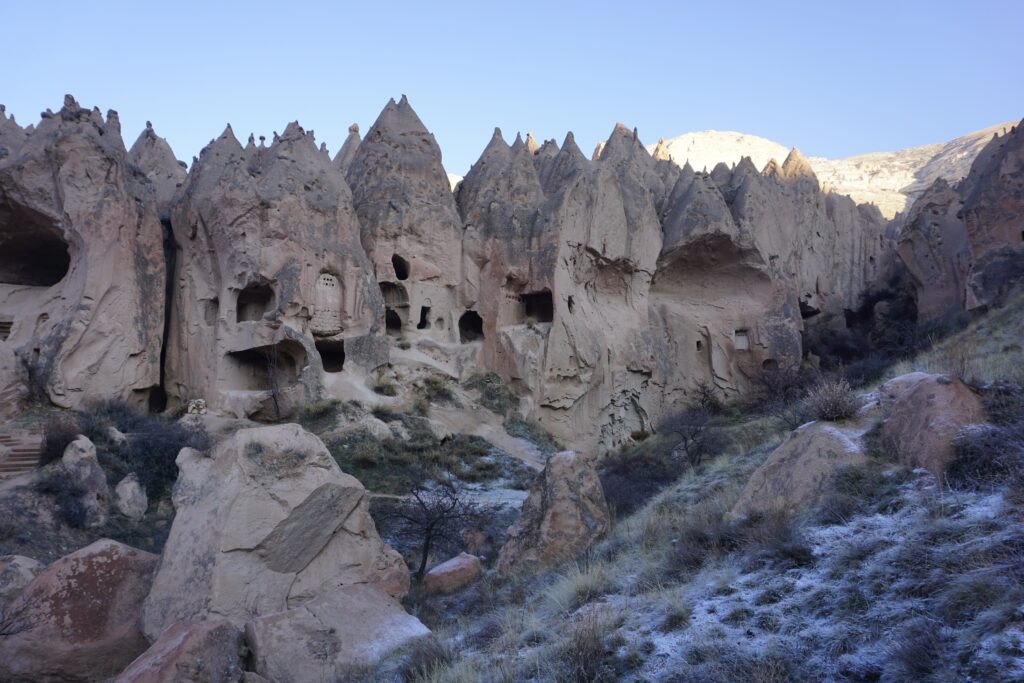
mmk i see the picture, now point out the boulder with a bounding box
[0,539,158,682]
[244,585,432,683]
[56,435,110,528]
[115,619,244,683]
[142,424,408,639]
[497,450,610,575]
[0,554,43,610]
[882,374,986,478]
[730,420,869,518]
[423,552,482,595]
[115,473,149,521]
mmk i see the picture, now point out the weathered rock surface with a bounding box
[54,434,110,528]
[115,619,244,683]
[165,120,384,420]
[142,424,408,639]
[731,420,869,518]
[881,374,985,478]
[244,585,432,683]
[423,552,482,595]
[898,121,1024,319]
[0,539,158,682]
[0,554,43,610]
[115,473,148,521]
[497,450,610,575]
[0,96,166,411]
[128,121,187,221]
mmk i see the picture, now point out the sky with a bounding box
[2,0,1022,175]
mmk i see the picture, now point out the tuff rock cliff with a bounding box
[2,95,1018,453]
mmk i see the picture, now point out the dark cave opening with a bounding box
[459,310,484,343]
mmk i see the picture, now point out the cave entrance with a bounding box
[315,339,345,373]
[0,202,70,287]
[385,309,403,335]
[417,306,431,329]
[391,254,410,281]
[459,311,484,343]
[520,290,554,323]
[237,284,274,323]
[0,319,11,341]
[223,340,306,392]
[380,282,408,308]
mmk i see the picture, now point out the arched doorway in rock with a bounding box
[391,254,410,281]
[315,339,345,372]
[459,310,484,343]
[519,290,554,323]
[385,309,403,335]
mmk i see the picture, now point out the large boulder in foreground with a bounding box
[115,619,244,683]
[497,450,610,575]
[731,420,869,518]
[0,554,43,611]
[0,539,158,682]
[142,424,408,640]
[244,585,432,683]
[882,374,986,478]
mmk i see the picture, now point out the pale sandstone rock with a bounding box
[497,450,610,575]
[333,122,360,173]
[0,554,43,610]
[244,585,432,683]
[115,619,244,683]
[0,96,166,411]
[731,420,869,518]
[142,424,408,639]
[0,539,158,682]
[128,121,187,221]
[59,435,109,528]
[881,374,986,479]
[115,473,148,521]
[423,552,482,595]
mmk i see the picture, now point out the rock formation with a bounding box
[0,96,166,412]
[497,450,610,575]
[164,121,384,420]
[142,424,408,639]
[897,121,1024,320]
[0,539,158,682]
[115,619,245,683]
[128,121,187,221]
[423,552,482,595]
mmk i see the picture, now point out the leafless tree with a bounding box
[657,409,727,468]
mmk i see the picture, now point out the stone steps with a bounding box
[0,431,43,478]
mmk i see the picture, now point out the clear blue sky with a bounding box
[2,0,1021,175]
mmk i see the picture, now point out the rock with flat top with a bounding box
[423,552,482,594]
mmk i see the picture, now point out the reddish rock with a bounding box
[0,539,158,682]
[882,374,986,478]
[115,619,244,683]
[423,552,482,595]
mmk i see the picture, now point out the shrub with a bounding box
[842,353,890,388]
[947,423,1024,491]
[692,378,723,414]
[296,399,341,433]
[805,377,860,421]
[754,362,819,407]
[553,611,618,683]
[504,416,561,456]
[463,372,519,416]
[816,461,908,525]
[34,471,89,529]
[599,444,681,518]
[372,379,399,397]
[657,409,728,468]
[983,380,1024,426]
[884,618,947,680]
[124,419,210,499]
[39,418,81,466]
[419,375,455,404]
[76,399,147,442]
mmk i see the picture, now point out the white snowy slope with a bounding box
[648,121,1018,218]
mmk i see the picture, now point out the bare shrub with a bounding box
[983,380,1024,426]
[39,418,81,466]
[884,618,947,680]
[553,611,618,683]
[692,378,723,414]
[947,423,1024,491]
[599,443,681,518]
[657,409,728,468]
[805,377,860,421]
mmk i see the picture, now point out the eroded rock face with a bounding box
[0,554,43,610]
[898,121,1024,319]
[142,424,408,639]
[731,420,869,518]
[881,374,985,478]
[115,473,148,522]
[497,450,610,575]
[165,121,384,420]
[0,96,166,411]
[115,619,244,683]
[58,435,110,528]
[347,95,464,346]
[128,121,187,221]
[244,585,432,683]
[0,539,158,682]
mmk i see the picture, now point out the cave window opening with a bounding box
[392,254,410,281]
[385,309,403,335]
[734,329,750,350]
[0,319,11,341]
[315,339,345,373]
[417,306,431,329]
[203,298,219,326]
[435,317,445,330]
[223,342,305,392]
[459,311,484,343]
[762,358,779,372]
[237,284,274,323]
[520,290,554,323]
[799,300,821,320]
[567,296,575,314]
[695,340,703,352]
[380,282,409,308]
[0,210,71,287]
